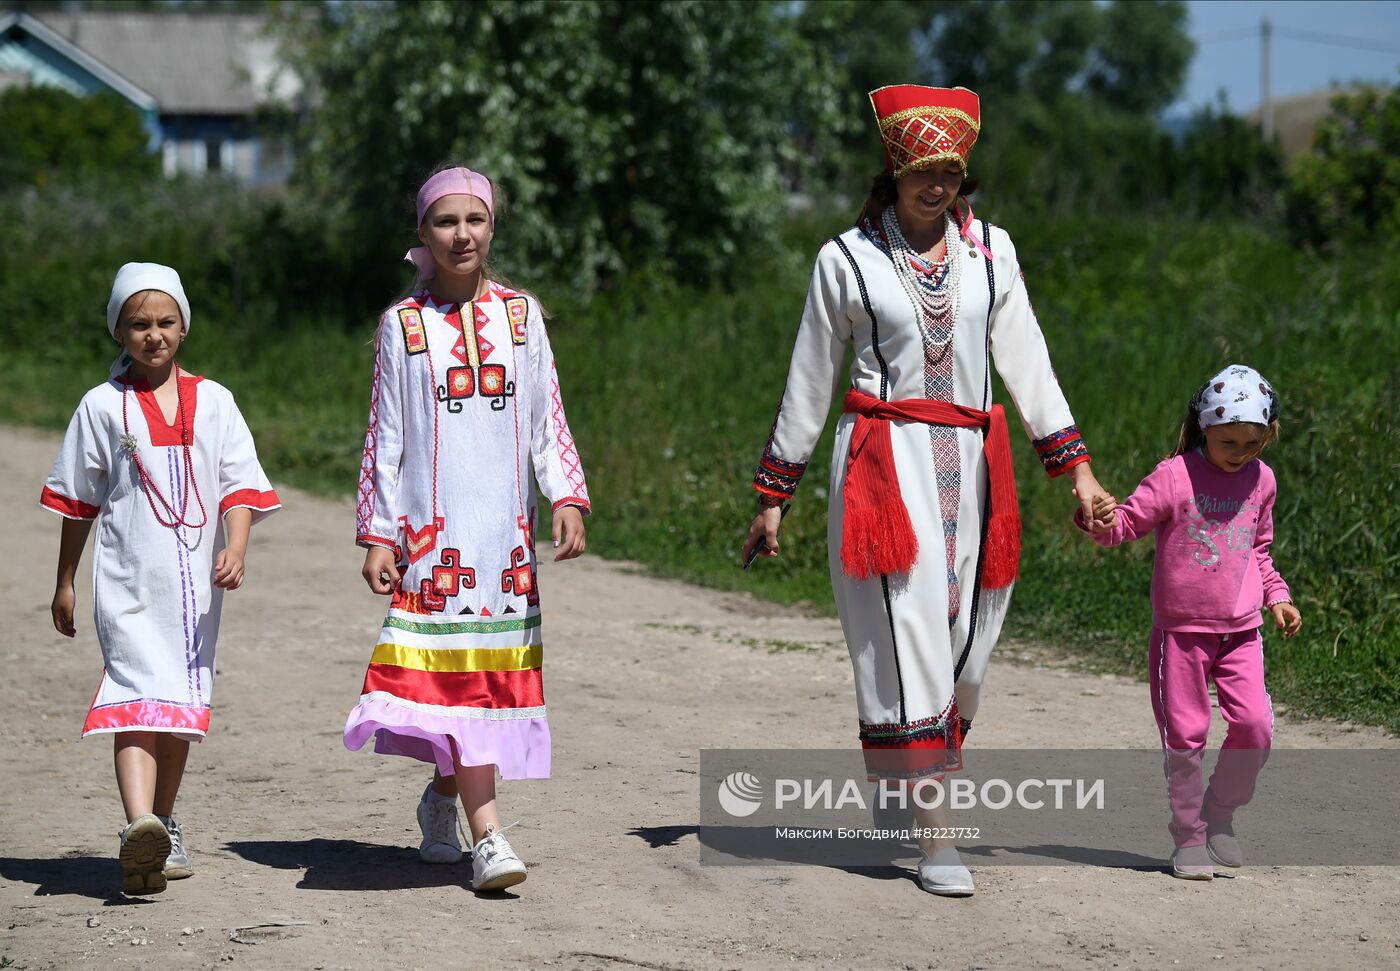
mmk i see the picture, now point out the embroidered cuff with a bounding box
[552,496,592,516]
[752,446,807,501]
[1033,424,1090,478]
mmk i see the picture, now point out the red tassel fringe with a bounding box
[842,498,920,581]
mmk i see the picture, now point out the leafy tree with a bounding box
[1289,84,1400,239]
[276,0,852,299]
[1174,100,1286,215]
[0,86,157,189]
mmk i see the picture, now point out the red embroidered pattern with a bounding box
[550,363,588,501]
[355,323,386,540]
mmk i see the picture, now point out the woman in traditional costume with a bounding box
[742,86,1111,896]
[44,262,280,895]
[345,166,590,892]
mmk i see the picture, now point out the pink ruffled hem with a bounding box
[343,696,551,780]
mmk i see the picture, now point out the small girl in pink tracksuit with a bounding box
[1079,364,1302,881]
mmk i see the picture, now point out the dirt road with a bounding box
[1,424,1395,970]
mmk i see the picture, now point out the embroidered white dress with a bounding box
[41,372,281,738]
[345,283,590,780]
[753,218,1089,769]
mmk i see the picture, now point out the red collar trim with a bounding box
[117,370,202,447]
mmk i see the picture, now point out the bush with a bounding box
[1288,83,1400,240]
[0,87,157,190]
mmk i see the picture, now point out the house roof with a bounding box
[0,11,158,110]
[14,9,298,115]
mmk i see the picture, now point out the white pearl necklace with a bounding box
[882,208,961,349]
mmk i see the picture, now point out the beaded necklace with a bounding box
[881,207,962,349]
[118,371,208,530]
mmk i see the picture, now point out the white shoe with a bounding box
[157,815,193,879]
[118,814,171,896]
[918,846,974,897]
[471,823,527,891]
[416,785,464,865]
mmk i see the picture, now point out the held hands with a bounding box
[213,546,246,590]
[1269,601,1303,637]
[1085,493,1119,534]
[553,505,586,561]
[51,584,77,638]
[1070,464,1117,533]
[741,504,784,564]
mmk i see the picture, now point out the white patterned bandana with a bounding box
[1195,364,1279,429]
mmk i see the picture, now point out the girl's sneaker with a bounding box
[157,815,193,879]
[918,846,975,897]
[416,784,464,864]
[1170,843,1215,880]
[471,823,526,891]
[118,814,171,896]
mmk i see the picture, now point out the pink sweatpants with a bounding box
[1148,627,1274,848]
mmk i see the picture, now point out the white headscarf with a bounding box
[106,262,191,377]
[1196,364,1279,429]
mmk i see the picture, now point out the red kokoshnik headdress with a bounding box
[869,85,981,179]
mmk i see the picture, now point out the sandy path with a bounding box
[1,423,1396,971]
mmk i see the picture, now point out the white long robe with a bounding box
[755,217,1089,768]
[344,283,590,780]
[41,372,280,738]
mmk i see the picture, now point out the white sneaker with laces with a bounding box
[157,814,193,879]
[471,822,526,891]
[118,814,171,896]
[416,785,465,865]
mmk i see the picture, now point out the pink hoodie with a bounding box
[1076,448,1291,633]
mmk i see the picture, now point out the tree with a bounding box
[1289,84,1400,240]
[275,0,852,299]
[0,86,157,190]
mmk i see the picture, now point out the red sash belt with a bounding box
[841,388,1019,588]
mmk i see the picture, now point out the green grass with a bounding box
[3,187,1396,732]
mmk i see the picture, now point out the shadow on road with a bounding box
[0,855,154,904]
[224,838,474,892]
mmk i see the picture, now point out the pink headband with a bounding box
[415,167,493,225]
[405,167,495,276]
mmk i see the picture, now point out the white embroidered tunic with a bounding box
[41,372,280,738]
[345,283,590,780]
[754,217,1089,770]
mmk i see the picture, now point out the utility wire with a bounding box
[1195,24,1400,55]
[1273,26,1400,55]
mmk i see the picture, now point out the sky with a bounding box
[1171,0,1400,116]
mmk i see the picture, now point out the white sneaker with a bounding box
[471,823,527,891]
[157,815,193,879]
[918,846,975,897]
[118,814,171,896]
[416,785,464,865]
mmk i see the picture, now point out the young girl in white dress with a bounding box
[43,263,279,895]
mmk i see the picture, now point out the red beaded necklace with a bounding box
[119,371,208,530]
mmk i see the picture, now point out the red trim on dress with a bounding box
[40,486,100,520]
[116,371,202,446]
[82,699,211,736]
[357,533,399,550]
[361,665,545,710]
[551,497,591,514]
[219,488,281,515]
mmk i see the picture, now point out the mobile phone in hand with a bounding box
[743,503,791,570]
